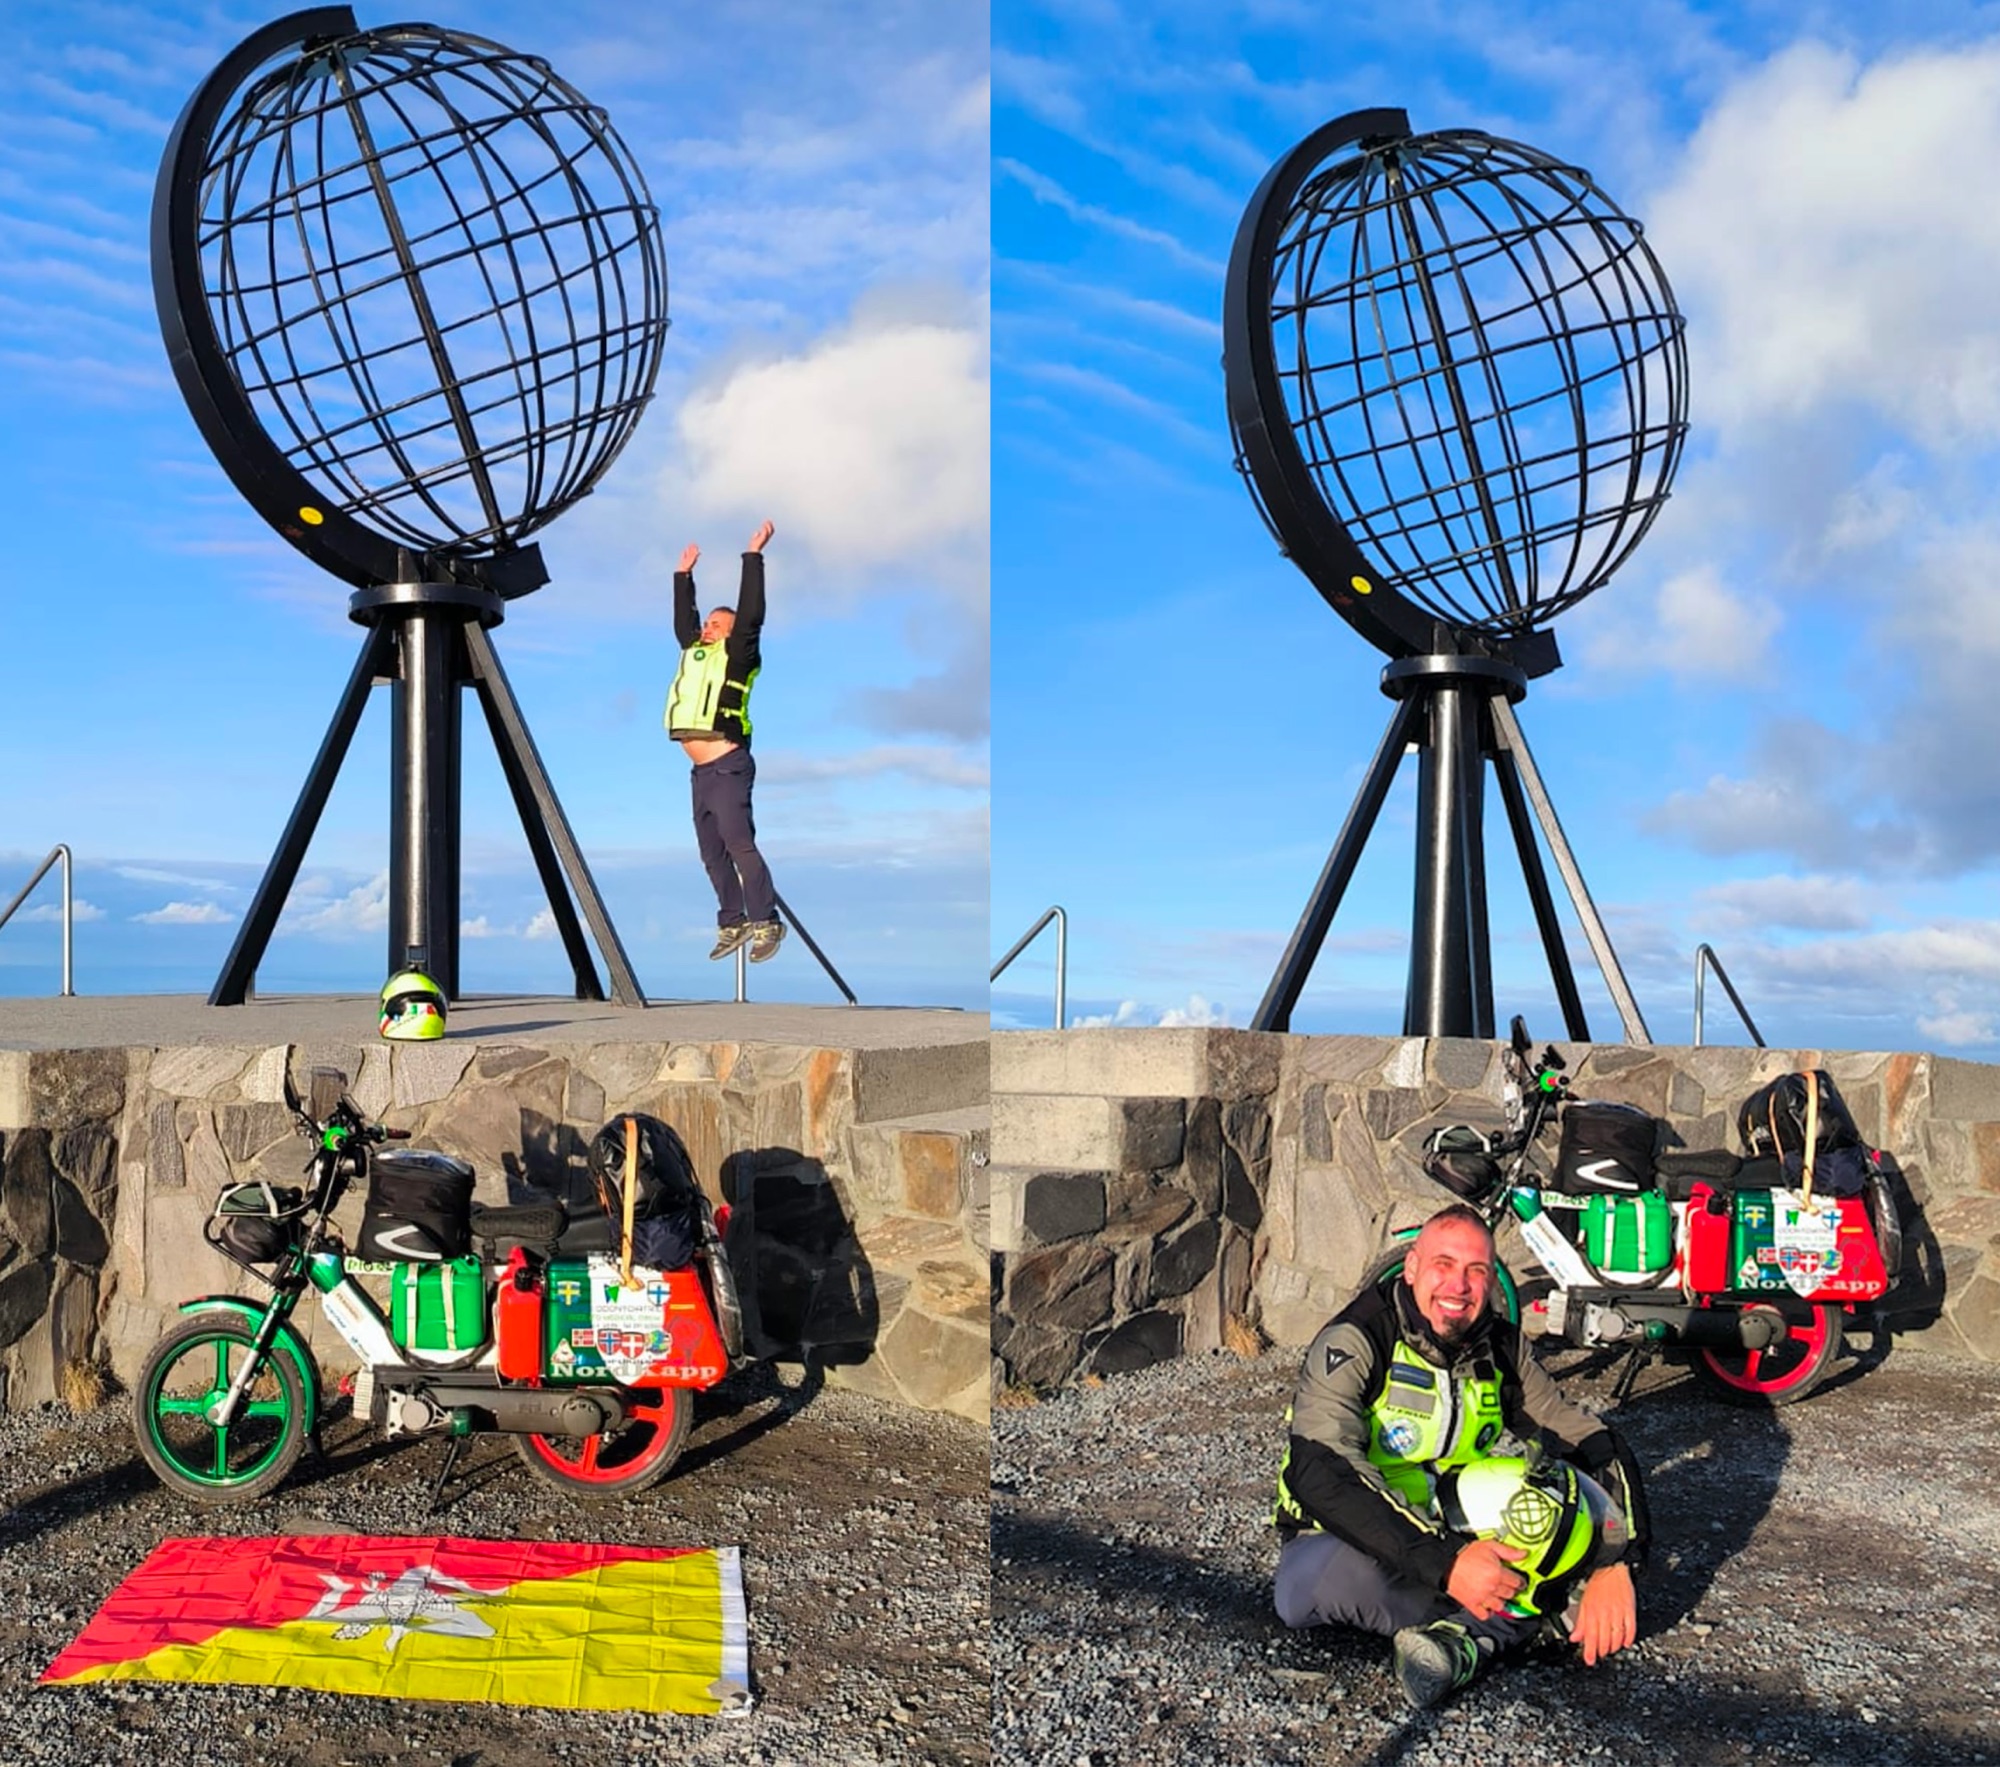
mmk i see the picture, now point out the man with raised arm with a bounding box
[1272,1204,1650,1709]
[667,519,784,964]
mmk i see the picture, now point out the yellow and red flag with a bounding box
[42,1535,749,1716]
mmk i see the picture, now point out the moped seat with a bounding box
[469,1201,566,1254]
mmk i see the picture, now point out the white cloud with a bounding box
[460,917,497,939]
[523,907,558,941]
[1159,993,1231,1028]
[1072,1000,1147,1028]
[1649,39,2000,448]
[1654,565,1779,682]
[281,872,389,936]
[113,865,232,891]
[1580,561,1780,684]
[1917,998,1997,1048]
[133,900,233,926]
[1072,993,1232,1028]
[994,158,1223,275]
[1697,875,1878,934]
[18,899,105,923]
[675,304,988,596]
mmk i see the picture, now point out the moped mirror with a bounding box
[1510,1015,1531,1057]
[308,1068,348,1122]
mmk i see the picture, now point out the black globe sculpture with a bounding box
[155,7,667,1005]
[1224,109,1688,1039]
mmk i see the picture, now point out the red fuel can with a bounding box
[1681,1182,1733,1293]
[493,1245,544,1381]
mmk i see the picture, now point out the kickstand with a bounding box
[1610,1343,1649,1406]
[427,1434,469,1515]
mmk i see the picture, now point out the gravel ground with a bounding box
[993,1336,2000,1766]
[1,1362,988,1766]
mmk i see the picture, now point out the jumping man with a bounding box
[667,519,784,962]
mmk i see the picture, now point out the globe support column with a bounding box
[388,604,464,999]
[1405,660,1494,1040]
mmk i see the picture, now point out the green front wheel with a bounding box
[135,1312,307,1503]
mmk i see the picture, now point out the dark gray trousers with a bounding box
[1274,1532,1533,1649]
[690,748,775,926]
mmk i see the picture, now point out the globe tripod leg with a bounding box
[1489,697,1650,1045]
[209,621,395,1006]
[1253,694,1419,1032]
[464,623,647,1007]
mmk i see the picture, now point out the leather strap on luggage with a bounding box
[621,1115,639,1291]
[1774,1070,1821,1206]
[1801,1070,1818,1207]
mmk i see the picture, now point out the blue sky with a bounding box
[993,0,2000,1056]
[0,0,988,1009]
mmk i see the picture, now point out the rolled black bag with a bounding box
[1551,1101,1659,1195]
[584,1112,703,1269]
[1737,1070,1862,1161]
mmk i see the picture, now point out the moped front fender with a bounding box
[177,1295,323,1433]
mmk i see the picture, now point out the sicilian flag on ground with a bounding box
[41,1535,750,1716]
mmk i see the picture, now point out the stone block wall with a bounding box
[992,1031,1279,1387]
[0,1034,988,1423]
[993,1028,2000,1391]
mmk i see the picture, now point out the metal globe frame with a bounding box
[154,7,668,1006]
[1223,109,1689,1040]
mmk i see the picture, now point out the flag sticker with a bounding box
[42,1534,751,1715]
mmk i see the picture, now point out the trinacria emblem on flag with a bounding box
[42,1535,750,1715]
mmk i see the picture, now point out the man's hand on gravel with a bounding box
[1571,1563,1637,1665]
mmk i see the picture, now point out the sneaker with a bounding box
[1391,1619,1492,1710]
[746,919,786,963]
[708,922,752,960]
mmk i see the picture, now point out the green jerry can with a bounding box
[1582,1191,1674,1282]
[389,1256,487,1352]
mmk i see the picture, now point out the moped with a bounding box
[133,1067,744,1503]
[1373,1019,1903,1404]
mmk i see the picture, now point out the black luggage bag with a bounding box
[357,1149,475,1261]
[1552,1101,1659,1195]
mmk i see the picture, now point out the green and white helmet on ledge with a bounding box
[1436,1454,1601,1618]
[378,969,447,1041]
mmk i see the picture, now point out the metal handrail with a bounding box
[992,904,1067,1030]
[733,889,858,1005]
[1693,942,1764,1047]
[0,844,74,995]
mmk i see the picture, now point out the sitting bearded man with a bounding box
[1272,1203,1650,1708]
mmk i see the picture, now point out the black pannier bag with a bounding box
[213,1181,304,1263]
[1552,1102,1659,1195]
[357,1150,475,1262]
[1422,1124,1505,1199]
[584,1112,703,1270]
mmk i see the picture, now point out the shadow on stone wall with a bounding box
[492,1126,889,1372]
[727,1146,881,1370]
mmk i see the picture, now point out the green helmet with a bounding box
[378,969,446,1041]
[1437,1455,1601,1618]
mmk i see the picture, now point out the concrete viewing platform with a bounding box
[0,992,986,1054]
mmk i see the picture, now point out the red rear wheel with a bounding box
[1696,1303,1843,1405]
[513,1386,692,1498]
